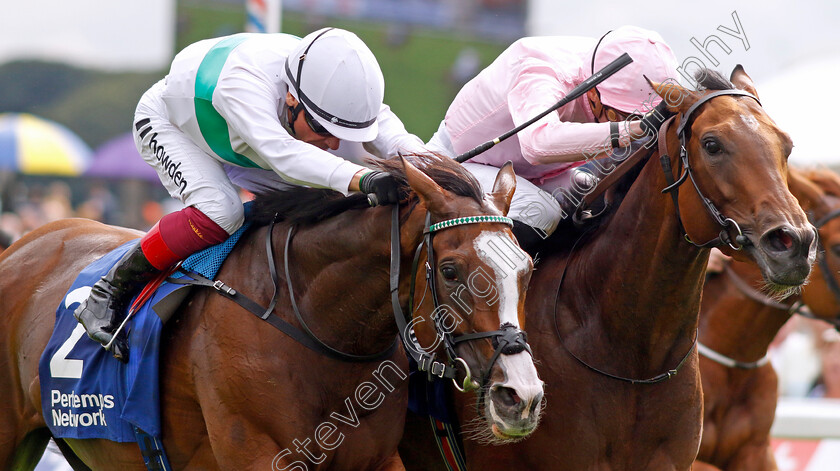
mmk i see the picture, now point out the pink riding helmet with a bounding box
[592,25,679,113]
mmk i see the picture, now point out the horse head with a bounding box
[788,168,840,323]
[654,66,816,289]
[397,156,543,442]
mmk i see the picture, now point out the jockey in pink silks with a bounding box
[427,25,679,250]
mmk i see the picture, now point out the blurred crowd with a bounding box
[0,179,179,249]
[773,315,840,400]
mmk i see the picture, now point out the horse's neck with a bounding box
[275,207,425,354]
[547,151,708,363]
[700,263,793,361]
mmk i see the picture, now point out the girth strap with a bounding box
[134,426,172,471]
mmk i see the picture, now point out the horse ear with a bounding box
[487,161,517,215]
[401,155,451,213]
[647,77,699,114]
[730,64,760,100]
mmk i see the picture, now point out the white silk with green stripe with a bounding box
[155,32,424,195]
[193,34,261,168]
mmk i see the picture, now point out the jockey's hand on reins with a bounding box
[360,170,400,206]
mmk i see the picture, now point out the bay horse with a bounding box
[400,66,816,470]
[0,155,543,470]
[694,166,840,471]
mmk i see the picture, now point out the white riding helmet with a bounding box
[283,28,384,142]
[591,25,678,113]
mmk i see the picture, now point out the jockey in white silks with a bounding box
[74,28,427,360]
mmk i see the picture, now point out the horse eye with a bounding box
[831,244,840,258]
[703,139,722,155]
[441,266,458,281]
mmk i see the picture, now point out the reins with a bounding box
[811,208,840,320]
[698,203,840,370]
[695,265,793,370]
[552,88,765,383]
[170,200,534,398]
[550,227,699,384]
[707,206,840,330]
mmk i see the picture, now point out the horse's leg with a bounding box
[4,428,50,471]
[724,443,778,471]
[692,461,724,471]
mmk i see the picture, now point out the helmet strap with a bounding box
[282,102,301,138]
[589,30,613,108]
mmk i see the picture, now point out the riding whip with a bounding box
[454,52,634,163]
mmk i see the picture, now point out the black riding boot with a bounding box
[74,241,159,362]
[512,220,545,258]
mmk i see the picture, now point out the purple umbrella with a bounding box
[85,133,160,183]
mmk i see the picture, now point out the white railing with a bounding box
[771,398,840,471]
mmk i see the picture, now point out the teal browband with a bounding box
[428,216,514,233]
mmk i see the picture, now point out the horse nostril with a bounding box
[493,386,522,408]
[760,226,800,254]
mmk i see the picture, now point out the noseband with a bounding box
[700,207,840,370]
[659,89,761,250]
[389,206,532,401]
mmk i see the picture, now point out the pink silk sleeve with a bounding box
[507,61,629,165]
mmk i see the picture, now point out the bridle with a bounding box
[168,200,533,386]
[810,207,840,322]
[389,206,532,409]
[553,89,766,383]
[713,207,840,328]
[698,207,840,370]
[659,89,761,251]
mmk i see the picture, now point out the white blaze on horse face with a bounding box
[740,113,760,131]
[473,231,529,327]
[496,351,543,420]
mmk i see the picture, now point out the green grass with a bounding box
[179,2,509,141]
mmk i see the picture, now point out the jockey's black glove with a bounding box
[638,100,674,138]
[360,171,400,206]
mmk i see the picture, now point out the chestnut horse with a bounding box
[401,67,816,470]
[0,155,543,470]
[694,167,840,471]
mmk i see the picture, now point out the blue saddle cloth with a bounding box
[38,217,252,442]
[407,356,456,423]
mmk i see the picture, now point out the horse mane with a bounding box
[248,153,484,226]
[536,70,733,254]
[696,68,734,91]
